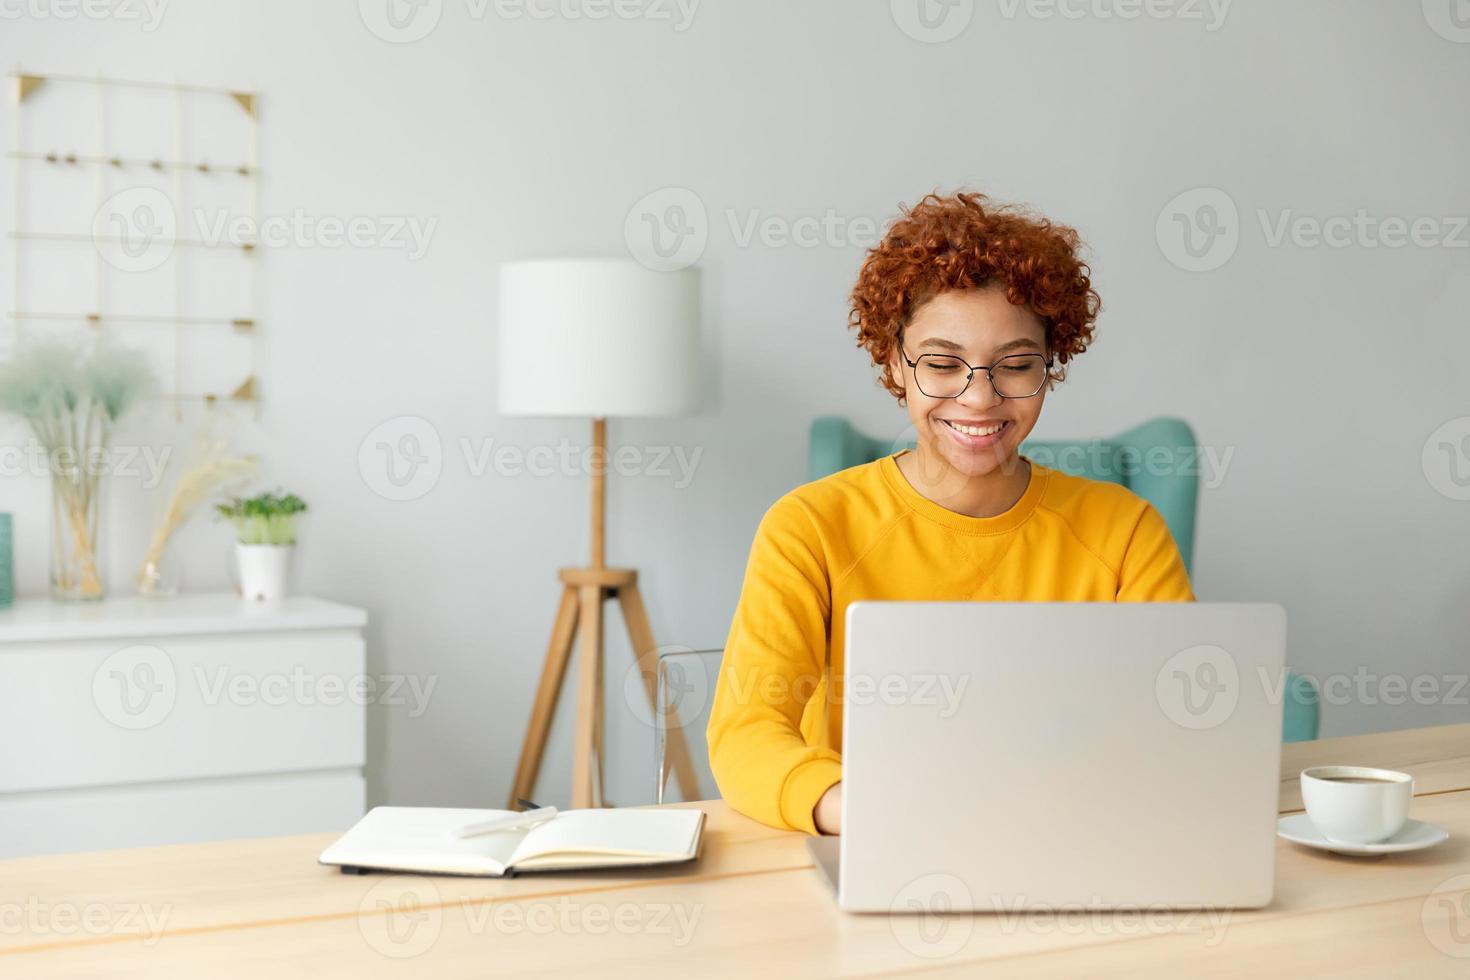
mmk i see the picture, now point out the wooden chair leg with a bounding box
[618,583,702,802]
[508,586,580,809]
[571,584,604,809]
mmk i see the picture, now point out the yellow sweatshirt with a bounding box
[706,453,1195,835]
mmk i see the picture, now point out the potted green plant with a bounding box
[216,491,307,601]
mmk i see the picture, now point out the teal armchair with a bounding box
[808,415,1320,742]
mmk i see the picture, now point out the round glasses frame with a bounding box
[898,345,1054,400]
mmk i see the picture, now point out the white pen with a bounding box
[449,806,558,839]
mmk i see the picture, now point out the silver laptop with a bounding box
[810,602,1286,913]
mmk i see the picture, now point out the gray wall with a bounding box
[2,0,1468,810]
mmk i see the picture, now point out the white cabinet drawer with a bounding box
[0,769,366,858]
[0,629,366,793]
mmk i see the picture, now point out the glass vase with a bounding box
[50,476,106,601]
[137,536,183,598]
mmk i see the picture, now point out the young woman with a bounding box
[706,192,1194,835]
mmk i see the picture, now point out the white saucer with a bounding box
[1277,814,1449,856]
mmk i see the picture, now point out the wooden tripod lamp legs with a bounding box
[508,586,579,809]
[507,418,701,810]
[507,569,701,810]
[573,583,604,808]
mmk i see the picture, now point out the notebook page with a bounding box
[319,807,526,875]
[508,809,703,867]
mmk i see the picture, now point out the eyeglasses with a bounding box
[899,344,1053,400]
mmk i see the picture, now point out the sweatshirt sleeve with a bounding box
[706,495,843,835]
[1116,502,1196,602]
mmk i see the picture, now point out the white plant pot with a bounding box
[235,543,294,602]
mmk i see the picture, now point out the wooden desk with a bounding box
[4,724,1469,978]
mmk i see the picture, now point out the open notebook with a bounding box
[318,807,707,877]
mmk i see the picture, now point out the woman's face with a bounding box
[890,285,1050,481]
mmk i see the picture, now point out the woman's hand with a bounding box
[814,782,842,835]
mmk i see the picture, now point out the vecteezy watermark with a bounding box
[357,416,706,502]
[489,0,699,29]
[725,209,884,251]
[624,187,709,272]
[622,656,971,737]
[357,0,444,43]
[1260,667,1470,709]
[623,187,887,271]
[358,416,444,503]
[358,877,443,959]
[687,664,971,719]
[995,0,1232,31]
[461,437,702,486]
[1156,659,1470,729]
[195,209,437,260]
[1256,209,1469,250]
[355,877,703,959]
[1422,874,1470,959]
[1422,0,1470,44]
[1155,644,1239,730]
[193,665,438,718]
[459,895,702,945]
[621,645,715,732]
[91,645,439,730]
[93,645,178,731]
[1155,187,1240,272]
[1423,417,1470,501]
[357,0,700,44]
[841,671,970,717]
[0,440,171,489]
[0,0,168,30]
[93,187,177,274]
[1157,187,1469,272]
[0,897,172,947]
[890,0,975,44]
[1024,441,1236,490]
[889,873,975,959]
[92,188,437,273]
[990,895,1231,946]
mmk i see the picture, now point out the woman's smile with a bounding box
[935,416,1011,450]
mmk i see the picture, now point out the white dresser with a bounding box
[0,593,367,858]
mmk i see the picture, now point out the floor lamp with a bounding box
[498,258,702,810]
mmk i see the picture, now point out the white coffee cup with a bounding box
[1300,766,1412,844]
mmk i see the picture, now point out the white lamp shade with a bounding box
[497,259,701,418]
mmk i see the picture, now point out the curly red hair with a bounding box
[849,191,1100,399]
